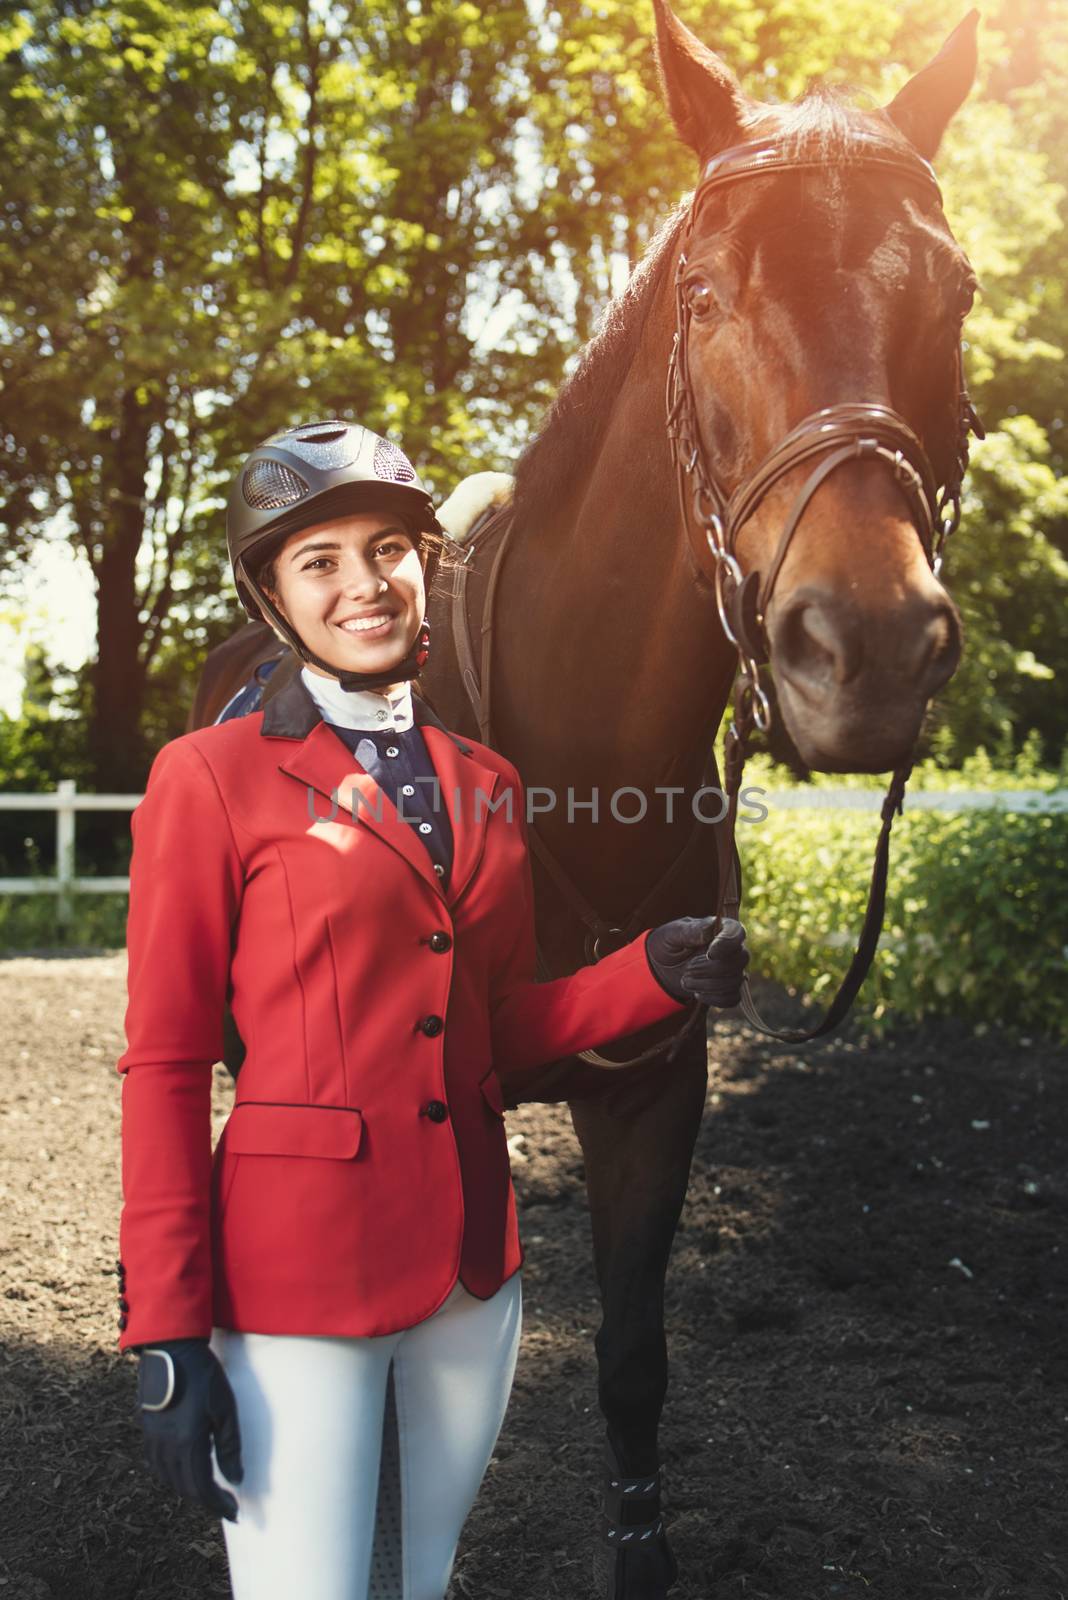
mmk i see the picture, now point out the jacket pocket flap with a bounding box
[225,1102,363,1159]
[479,1071,505,1117]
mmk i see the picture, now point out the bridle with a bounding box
[446,128,984,1058]
[667,129,980,726]
[666,128,984,1041]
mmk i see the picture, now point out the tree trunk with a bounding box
[87,390,151,792]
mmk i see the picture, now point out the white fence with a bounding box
[1,780,1065,926]
[0,781,138,924]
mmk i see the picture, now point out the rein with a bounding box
[447,128,984,1057]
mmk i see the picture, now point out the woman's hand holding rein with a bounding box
[645,917,749,1008]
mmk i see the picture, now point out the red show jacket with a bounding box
[116,670,688,1350]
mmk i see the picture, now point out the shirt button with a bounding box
[429,931,452,953]
[420,1014,444,1037]
[386,746,399,758]
[402,784,415,797]
[423,1100,449,1124]
[418,822,433,835]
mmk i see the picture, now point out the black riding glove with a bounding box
[646,916,749,1007]
[136,1337,243,1522]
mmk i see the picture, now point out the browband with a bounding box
[693,130,943,222]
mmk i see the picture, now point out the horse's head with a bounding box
[654,3,980,772]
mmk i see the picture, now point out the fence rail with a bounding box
[1,781,1066,925]
[0,781,137,923]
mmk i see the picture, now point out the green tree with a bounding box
[2,0,1066,784]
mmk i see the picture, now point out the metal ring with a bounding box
[693,482,721,527]
[591,927,626,963]
[713,552,745,646]
[738,672,773,734]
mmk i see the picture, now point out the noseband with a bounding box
[666,130,984,733]
[665,130,985,1042]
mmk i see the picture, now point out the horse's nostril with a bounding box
[775,594,862,688]
[918,602,962,694]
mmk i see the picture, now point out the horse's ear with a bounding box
[652,0,747,161]
[883,11,980,161]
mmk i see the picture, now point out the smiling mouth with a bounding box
[334,612,397,637]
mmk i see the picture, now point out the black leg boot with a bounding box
[593,1439,679,1600]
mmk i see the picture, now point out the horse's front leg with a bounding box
[570,1029,708,1600]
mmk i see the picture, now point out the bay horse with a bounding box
[188,6,981,1593]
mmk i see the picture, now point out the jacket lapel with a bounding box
[278,721,447,896]
[262,668,503,905]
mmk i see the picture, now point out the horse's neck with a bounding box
[497,306,735,806]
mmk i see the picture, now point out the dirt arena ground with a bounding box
[0,953,1065,1600]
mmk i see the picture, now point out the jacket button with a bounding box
[420,1014,444,1037]
[428,931,451,954]
[118,1313,128,1331]
[424,1100,449,1123]
[119,1296,130,1312]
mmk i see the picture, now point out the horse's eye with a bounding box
[686,279,715,320]
[959,279,978,316]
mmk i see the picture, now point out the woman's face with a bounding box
[263,511,426,679]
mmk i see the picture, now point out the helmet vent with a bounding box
[242,459,310,510]
[290,421,348,443]
[279,421,360,470]
[373,438,417,483]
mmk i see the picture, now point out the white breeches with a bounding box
[208,1273,522,1600]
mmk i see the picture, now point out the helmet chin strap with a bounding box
[252,580,431,693]
[302,618,431,692]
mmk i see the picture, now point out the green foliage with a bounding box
[740,804,1068,1040]
[929,420,1068,766]
[1,0,1066,772]
[0,888,127,953]
[743,730,1068,791]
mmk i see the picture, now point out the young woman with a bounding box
[117,418,747,1600]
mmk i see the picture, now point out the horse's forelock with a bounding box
[745,86,912,164]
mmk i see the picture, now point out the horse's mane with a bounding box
[511,203,686,521]
[512,89,910,518]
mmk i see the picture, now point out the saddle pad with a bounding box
[436,471,514,546]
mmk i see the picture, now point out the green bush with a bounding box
[0,890,128,953]
[739,805,1068,1041]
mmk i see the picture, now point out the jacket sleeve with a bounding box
[488,767,688,1088]
[116,739,244,1351]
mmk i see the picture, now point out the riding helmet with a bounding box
[225,419,446,690]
